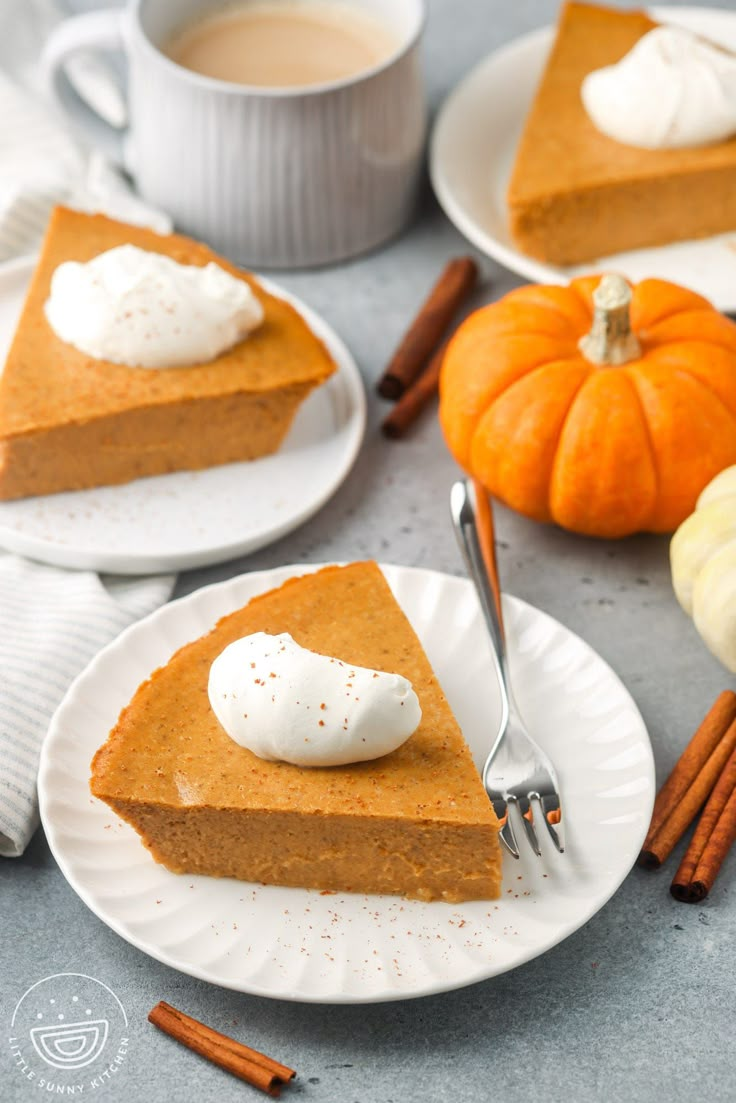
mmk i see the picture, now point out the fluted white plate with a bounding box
[430,7,736,312]
[39,563,654,1004]
[0,259,365,574]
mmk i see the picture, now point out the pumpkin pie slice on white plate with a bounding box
[0,206,336,500]
[90,561,503,903]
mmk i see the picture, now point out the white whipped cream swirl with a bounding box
[44,244,264,368]
[208,632,422,767]
[581,26,736,149]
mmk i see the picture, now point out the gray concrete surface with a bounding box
[2,1,735,1100]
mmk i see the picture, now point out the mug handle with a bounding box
[42,10,128,167]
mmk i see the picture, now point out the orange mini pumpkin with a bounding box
[439,274,736,538]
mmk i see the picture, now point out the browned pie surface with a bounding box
[0,206,335,436]
[91,562,502,902]
[507,2,736,263]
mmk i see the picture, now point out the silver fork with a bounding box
[450,479,564,859]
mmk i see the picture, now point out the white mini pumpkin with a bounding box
[670,465,736,671]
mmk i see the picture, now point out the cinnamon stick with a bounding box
[638,691,736,869]
[688,788,736,901]
[671,746,736,902]
[639,712,736,870]
[148,1001,295,1097]
[376,256,478,399]
[381,336,449,438]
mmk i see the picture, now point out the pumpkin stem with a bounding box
[578,274,642,366]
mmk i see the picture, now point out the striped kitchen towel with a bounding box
[0,555,175,857]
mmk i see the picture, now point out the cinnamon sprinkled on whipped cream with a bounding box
[208,632,421,767]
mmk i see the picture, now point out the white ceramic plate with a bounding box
[0,260,365,574]
[430,7,736,311]
[39,563,654,1004]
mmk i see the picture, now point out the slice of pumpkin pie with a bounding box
[507,2,736,264]
[90,562,502,902]
[0,207,335,499]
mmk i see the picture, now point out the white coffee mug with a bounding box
[43,0,426,267]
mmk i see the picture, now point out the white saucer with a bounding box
[39,563,654,1004]
[0,260,365,575]
[430,7,736,311]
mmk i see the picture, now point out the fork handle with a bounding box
[450,480,512,710]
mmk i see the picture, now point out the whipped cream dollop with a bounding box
[44,244,264,368]
[581,26,736,149]
[208,632,422,767]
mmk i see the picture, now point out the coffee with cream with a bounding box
[165,1,398,89]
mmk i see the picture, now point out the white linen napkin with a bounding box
[0,36,176,857]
